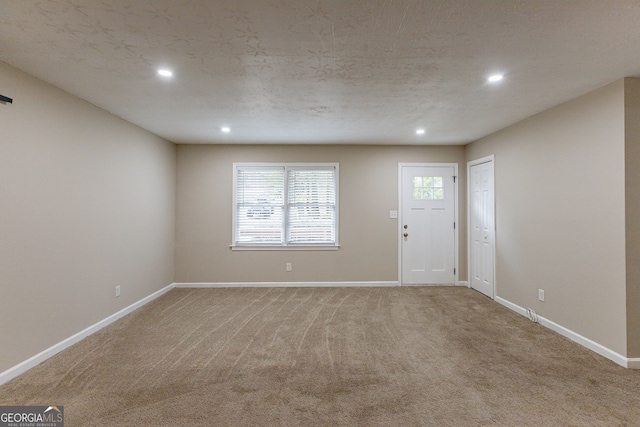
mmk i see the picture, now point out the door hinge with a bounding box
[453,176,457,183]
[453,222,456,229]
[454,267,456,275]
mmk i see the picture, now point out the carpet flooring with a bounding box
[1,287,640,426]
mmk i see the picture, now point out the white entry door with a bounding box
[400,165,456,285]
[469,157,495,298]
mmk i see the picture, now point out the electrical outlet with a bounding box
[538,289,545,302]
[115,285,121,298]
[286,263,292,272]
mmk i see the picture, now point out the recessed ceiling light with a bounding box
[221,127,231,133]
[416,128,426,135]
[488,74,504,83]
[157,69,173,77]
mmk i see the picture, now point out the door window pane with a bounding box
[413,175,444,200]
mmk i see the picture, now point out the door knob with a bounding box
[404,224,408,229]
[404,233,409,237]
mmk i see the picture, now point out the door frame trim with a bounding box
[467,155,496,298]
[398,163,459,286]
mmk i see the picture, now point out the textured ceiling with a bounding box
[2,1,640,145]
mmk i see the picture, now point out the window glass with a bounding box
[413,175,444,200]
[234,164,338,247]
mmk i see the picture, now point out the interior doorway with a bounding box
[468,156,495,298]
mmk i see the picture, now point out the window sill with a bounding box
[230,245,340,251]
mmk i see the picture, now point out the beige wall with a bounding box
[175,144,466,283]
[625,77,640,358]
[466,80,628,355]
[0,61,176,373]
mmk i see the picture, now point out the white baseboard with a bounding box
[5,285,637,387]
[0,283,176,386]
[458,281,470,287]
[174,281,400,288]
[495,296,636,369]
[495,296,528,317]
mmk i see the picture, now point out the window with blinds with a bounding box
[233,163,338,247]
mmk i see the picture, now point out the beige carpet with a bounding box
[1,287,640,426]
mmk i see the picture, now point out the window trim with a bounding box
[231,162,339,250]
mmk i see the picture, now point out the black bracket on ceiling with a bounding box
[0,94,13,104]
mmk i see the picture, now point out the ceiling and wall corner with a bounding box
[1,0,640,145]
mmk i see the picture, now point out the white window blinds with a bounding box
[287,167,336,244]
[233,164,338,247]
[235,167,285,244]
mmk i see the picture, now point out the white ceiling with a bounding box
[2,1,640,145]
